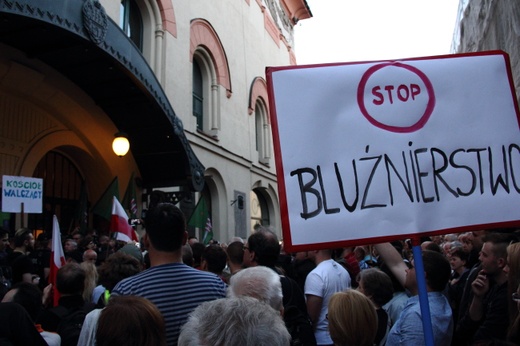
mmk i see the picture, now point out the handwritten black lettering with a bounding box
[449,149,477,196]
[317,165,340,215]
[290,168,322,219]
[360,154,386,209]
[335,161,359,212]
[289,143,520,220]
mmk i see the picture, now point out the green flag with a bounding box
[122,173,138,219]
[202,217,213,245]
[188,196,213,244]
[188,196,208,229]
[92,177,119,221]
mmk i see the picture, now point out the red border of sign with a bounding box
[266,50,520,252]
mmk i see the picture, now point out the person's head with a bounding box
[0,227,9,252]
[80,261,98,302]
[13,228,34,251]
[432,235,445,244]
[191,242,205,268]
[71,230,84,244]
[56,262,86,295]
[65,249,83,264]
[96,295,166,346]
[470,230,487,251]
[448,241,463,254]
[479,232,518,277]
[1,282,42,321]
[228,266,283,313]
[243,227,280,268]
[505,242,520,337]
[182,244,194,267]
[82,249,98,263]
[178,296,290,346]
[353,246,366,261]
[35,233,50,250]
[226,241,244,267]
[460,232,473,253]
[82,235,97,251]
[229,236,244,244]
[117,243,144,265]
[294,251,310,262]
[98,252,142,292]
[308,248,334,263]
[201,244,227,275]
[504,242,520,277]
[64,239,77,253]
[327,290,378,346]
[421,241,442,253]
[144,203,187,252]
[450,249,468,272]
[357,268,393,308]
[98,235,109,246]
[188,237,198,246]
[405,250,451,294]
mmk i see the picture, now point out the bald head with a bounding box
[83,249,97,264]
[228,266,283,313]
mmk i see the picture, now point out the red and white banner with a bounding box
[110,196,138,243]
[49,215,66,306]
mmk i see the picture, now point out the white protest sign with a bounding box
[2,175,43,213]
[267,51,520,251]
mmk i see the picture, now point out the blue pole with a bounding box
[412,242,434,346]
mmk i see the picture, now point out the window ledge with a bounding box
[196,129,219,142]
[258,160,270,168]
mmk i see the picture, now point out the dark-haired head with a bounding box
[56,262,85,295]
[451,248,469,262]
[4,282,42,321]
[144,203,187,252]
[247,227,280,268]
[422,250,451,292]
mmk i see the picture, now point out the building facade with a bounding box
[454,0,520,103]
[0,0,312,243]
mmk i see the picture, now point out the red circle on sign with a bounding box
[357,62,436,133]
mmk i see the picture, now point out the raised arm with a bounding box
[374,242,407,288]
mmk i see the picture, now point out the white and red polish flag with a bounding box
[110,196,138,243]
[49,215,66,306]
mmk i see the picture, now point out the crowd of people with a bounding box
[0,206,519,346]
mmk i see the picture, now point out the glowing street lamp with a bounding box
[112,132,130,157]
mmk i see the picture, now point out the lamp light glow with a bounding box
[112,132,130,157]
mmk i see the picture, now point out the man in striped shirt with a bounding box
[112,203,227,345]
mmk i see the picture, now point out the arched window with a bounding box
[192,51,217,134]
[250,189,270,231]
[249,77,271,165]
[120,0,143,51]
[190,19,232,137]
[255,99,271,165]
[192,60,204,130]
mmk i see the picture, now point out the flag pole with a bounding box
[411,236,434,346]
[20,202,24,228]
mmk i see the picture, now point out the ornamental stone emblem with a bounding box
[82,0,108,45]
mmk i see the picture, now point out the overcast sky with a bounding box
[294,0,461,65]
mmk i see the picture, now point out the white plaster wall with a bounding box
[457,0,520,104]
[161,0,293,241]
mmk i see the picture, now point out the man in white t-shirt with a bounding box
[305,249,351,345]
